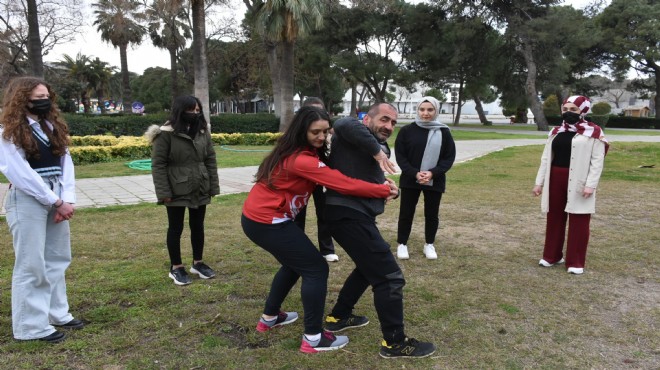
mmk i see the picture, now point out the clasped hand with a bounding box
[416,171,432,185]
[54,202,75,223]
[383,178,399,203]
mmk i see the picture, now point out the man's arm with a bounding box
[332,117,381,156]
[333,117,396,174]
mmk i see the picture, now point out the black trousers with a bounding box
[397,187,443,245]
[241,215,329,334]
[294,186,335,255]
[326,205,406,343]
[166,205,206,266]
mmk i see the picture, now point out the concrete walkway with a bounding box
[0,135,657,215]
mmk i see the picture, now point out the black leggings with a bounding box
[166,205,206,266]
[397,188,443,245]
[241,215,328,334]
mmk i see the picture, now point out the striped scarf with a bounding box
[550,119,610,154]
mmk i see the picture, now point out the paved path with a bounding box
[0,135,657,215]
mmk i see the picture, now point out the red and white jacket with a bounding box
[243,148,391,224]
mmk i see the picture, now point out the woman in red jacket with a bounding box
[242,106,397,353]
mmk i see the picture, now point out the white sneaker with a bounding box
[423,244,438,259]
[397,244,409,260]
[324,254,339,262]
[567,267,584,275]
[538,258,565,267]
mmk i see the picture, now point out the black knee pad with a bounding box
[384,270,406,300]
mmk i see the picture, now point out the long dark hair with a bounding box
[255,106,330,187]
[0,76,70,159]
[169,95,205,135]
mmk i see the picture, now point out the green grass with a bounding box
[452,122,660,136]
[0,142,657,369]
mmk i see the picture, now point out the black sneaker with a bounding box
[325,314,369,332]
[54,318,85,330]
[169,267,192,286]
[190,262,216,279]
[37,331,66,343]
[379,337,436,359]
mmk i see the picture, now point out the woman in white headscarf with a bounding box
[394,96,456,260]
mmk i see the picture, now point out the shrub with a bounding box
[144,102,165,114]
[68,132,281,164]
[542,95,561,116]
[591,102,612,115]
[605,116,658,129]
[546,115,563,126]
[587,114,610,127]
[62,112,280,136]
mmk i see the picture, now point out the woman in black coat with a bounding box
[394,96,456,260]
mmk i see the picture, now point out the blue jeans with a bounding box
[5,179,74,340]
[241,215,328,334]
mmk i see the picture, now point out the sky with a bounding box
[45,0,608,76]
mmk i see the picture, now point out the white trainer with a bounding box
[538,258,565,267]
[423,244,438,260]
[567,267,584,275]
[397,244,409,259]
[324,254,339,262]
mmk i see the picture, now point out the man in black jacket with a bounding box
[323,103,436,359]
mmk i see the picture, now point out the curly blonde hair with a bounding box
[0,76,70,159]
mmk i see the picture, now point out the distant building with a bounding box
[623,106,651,118]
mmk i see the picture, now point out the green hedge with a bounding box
[605,116,658,129]
[547,115,609,126]
[63,113,280,136]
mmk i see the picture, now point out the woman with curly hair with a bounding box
[0,76,83,343]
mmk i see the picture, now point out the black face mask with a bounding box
[27,99,52,116]
[181,112,203,125]
[562,111,581,125]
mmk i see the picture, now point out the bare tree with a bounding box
[0,0,84,77]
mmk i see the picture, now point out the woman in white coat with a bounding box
[532,95,609,275]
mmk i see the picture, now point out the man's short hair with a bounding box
[302,97,325,108]
[367,102,397,117]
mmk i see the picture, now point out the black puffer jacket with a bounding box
[146,123,220,208]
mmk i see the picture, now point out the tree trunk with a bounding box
[119,44,132,113]
[653,67,659,117]
[522,41,548,131]
[473,95,489,125]
[97,89,106,114]
[26,0,44,78]
[81,91,90,113]
[350,82,357,117]
[191,0,210,121]
[168,46,179,104]
[265,40,281,119]
[453,79,464,126]
[279,40,295,132]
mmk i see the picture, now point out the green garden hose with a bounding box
[126,159,152,171]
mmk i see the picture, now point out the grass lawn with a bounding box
[0,142,657,369]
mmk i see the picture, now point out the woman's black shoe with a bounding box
[55,318,85,330]
[38,331,66,343]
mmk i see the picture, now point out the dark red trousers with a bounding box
[543,166,591,269]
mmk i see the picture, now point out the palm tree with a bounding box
[145,0,191,104]
[26,0,44,77]
[92,0,146,113]
[56,53,93,113]
[251,0,325,132]
[190,0,210,120]
[87,57,117,114]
